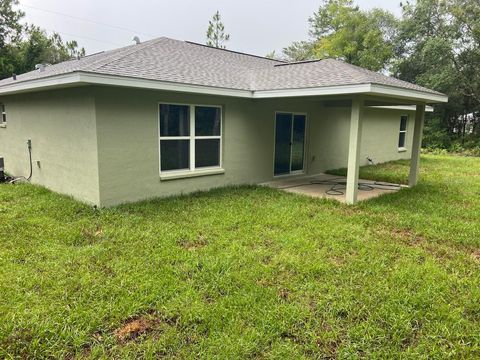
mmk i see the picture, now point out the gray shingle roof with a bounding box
[250,59,441,94]
[0,37,442,96]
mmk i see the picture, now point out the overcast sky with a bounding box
[18,0,403,56]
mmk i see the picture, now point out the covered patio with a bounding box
[299,90,447,204]
[269,91,446,204]
[341,96,426,204]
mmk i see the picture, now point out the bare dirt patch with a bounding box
[113,312,180,344]
[471,250,480,262]
[82,225,103,238]
[114,317,152,343]
[75,225,104,246]
[389,227,427,245]
[177,234,209,251]
[278,288,290,301]
[374,227,472,263]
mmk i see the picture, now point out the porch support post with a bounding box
[408,104,426,187]
[345,96,364,205]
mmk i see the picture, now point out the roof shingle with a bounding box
[0,37,442,96]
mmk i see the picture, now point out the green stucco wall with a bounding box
[94,87,277,206]
[308,105,414,173]
[94,87,415,206]
[0,85,416,207]
[0,88,100,205]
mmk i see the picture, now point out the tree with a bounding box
[265,50,278,60]
[394,0,480,147]
[0,0,24,79]
[0,0,23,47]
[282,41,315,62]
[276,0,397,70]
[271,0,479,150]
[266,41,314,62]
[0,1,86,81]
[309,0,398,71]
[206,11,230,49]
[15,26,85,75]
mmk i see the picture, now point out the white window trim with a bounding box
[398,114,408,152]
[158,102,223,180]
[0,104,6,128]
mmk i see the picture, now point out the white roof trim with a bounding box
[0,71,448,103]
[368,105,434,112]
[254,83,447,103]
[369,84,448,103]
[78,72,253,98]
[252,84,372,98]
[0,73,83,95]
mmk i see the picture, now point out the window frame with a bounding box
[398,114,408,152]
[0,104,6,127]
[158,102,223,179]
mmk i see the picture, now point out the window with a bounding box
[159,103,222,174]
[159,104,190,171]
[398,115,408,150]
[1,104,5,125]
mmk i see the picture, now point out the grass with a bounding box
[1,154,480,359]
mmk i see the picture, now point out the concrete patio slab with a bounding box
[261,173,404,203]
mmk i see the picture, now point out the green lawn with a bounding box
[1,155,480,359]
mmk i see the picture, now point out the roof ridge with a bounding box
[274,59,322,67]
[183,40,286,64]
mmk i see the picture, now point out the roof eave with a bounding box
[253,83,448,103]
[0,73,84,96]
[369,84,448,104]
[0,72,254,98]
[79,72,253,98]
[0,72,448,104]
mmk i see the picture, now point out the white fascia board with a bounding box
[369,84,448,104]
[0,72,448,104]
[77,72,253,98]
[368,105,434,112]
[0,72,253,98]
[0,73,82,95]
[251,83,447,103]
[252,84,371,98]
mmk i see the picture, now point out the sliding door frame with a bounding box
[273,111,308,177]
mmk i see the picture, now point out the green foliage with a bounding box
[0,0,23,47]
[310,2,398,71]
[206,11,230,49]
[282,41,315,62]
[14,26,85,75]
[423,144,480,157]
[277,0,480,149]
[276,0,397,70]
[267,41,315,62]
[265,50,277,59]
[422,116,452,149]
[394,0,480,149]
[0,0,24,79]
[0,1,85,80]
[1,155,480,357]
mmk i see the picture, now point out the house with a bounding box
[0,37,448,207]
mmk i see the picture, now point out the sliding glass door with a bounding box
[274,113,306,176]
